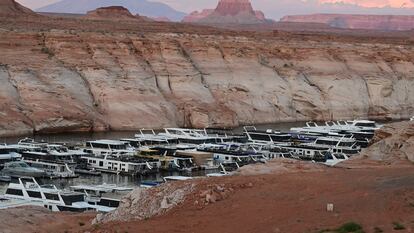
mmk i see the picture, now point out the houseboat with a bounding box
[159,128,224,144]
[1,161,46,178]
[0,145,22,165]
[244,126,292,144]
[0,177,117,212]
[81,154,160,175]
[84,140,136,157]
[20,151,78,178]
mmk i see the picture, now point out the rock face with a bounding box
[0,26,414,136]
[183,9,214,23]
[85,6,144,21]
[0,0,36,16]
[182,0,266,24]
[358,121,414,163]
[281,14,414,31]
[95,182,195,223]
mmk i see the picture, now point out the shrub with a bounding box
[393,222,405,230]
[337,222,364,233]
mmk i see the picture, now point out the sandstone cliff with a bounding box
[0,28,414,136]
[0,0,36,16]
[182,0,267,24]
[358,121,414,163]
[84,6,146,21]
[281,14,414,31]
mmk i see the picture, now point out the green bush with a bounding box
[337,222,364,233]
[393,222,405,230]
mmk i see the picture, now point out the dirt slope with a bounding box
[1,163,412,233]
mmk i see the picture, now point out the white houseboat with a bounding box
[0,177,118,212]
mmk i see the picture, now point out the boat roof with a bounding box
[87,140,128,145]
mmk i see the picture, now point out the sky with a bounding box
[16,0,414,19]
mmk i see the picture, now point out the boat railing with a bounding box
[139,128,156,136]
[243,126,257,132]
[306,122,319,127]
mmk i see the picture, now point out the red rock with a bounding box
[215,0,254,16]
[0,0,36,16]
[182,9,214,23]
[281,14,414,31]
[182,0,267,24]
[84,6,145,21]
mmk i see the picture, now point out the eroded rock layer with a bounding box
[0,30,413,136]
[182,0,266,24]
[281,14,414,31]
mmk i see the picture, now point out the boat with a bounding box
[244,126,292,144]
[133,129,178,146]
[159,128,224,144]
[0,175,11,182]
[199,143,266,168]
[0,177,117,212]
[410,116,413,121]
[324,153,349,167]
[21,151,78,178]
[0,145,22,165]
[139,149,196,172]
[302,137,361,155]
[84,140,136,157]
[1,161,46,178]
[81,154,160,175]
[70,184,133,200]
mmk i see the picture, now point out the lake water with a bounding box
[0,120,390,193]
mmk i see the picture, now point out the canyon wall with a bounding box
[182,0,267,24]
[0,30,413,136]
[281,14,414,31]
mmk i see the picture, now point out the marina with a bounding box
[0,120,384,212]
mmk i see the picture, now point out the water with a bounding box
[0,120,387,193]
[0,122,303,145]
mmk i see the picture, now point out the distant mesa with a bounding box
[84,6,146,21]
[0,0,37,16]
[182,0,268,24]
[36,0,186,21]
[281,14,414,31]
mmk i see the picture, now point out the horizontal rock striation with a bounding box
[281,14,414,31]
[0,0,37,16]
[182,0,267,24]
[84,6,146,21]
[0,30,413,136]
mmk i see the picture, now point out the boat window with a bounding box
[339,142,353,147]
[6,188,23,196]
[27,191,42,198]
[355,123,376,127]
[62,194,85,205]
[45,193,60,201]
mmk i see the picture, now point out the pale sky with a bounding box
[16,0,414,19]
[15,0,414,10]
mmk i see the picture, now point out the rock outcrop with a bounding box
[182,0,267,24]
[281,14,414,31]
[357,121,414,163]
[0,0,36,16]
[183,9,214,23]
[95,182,195,223]
[84,6,145,21]
[0,29,414,136]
